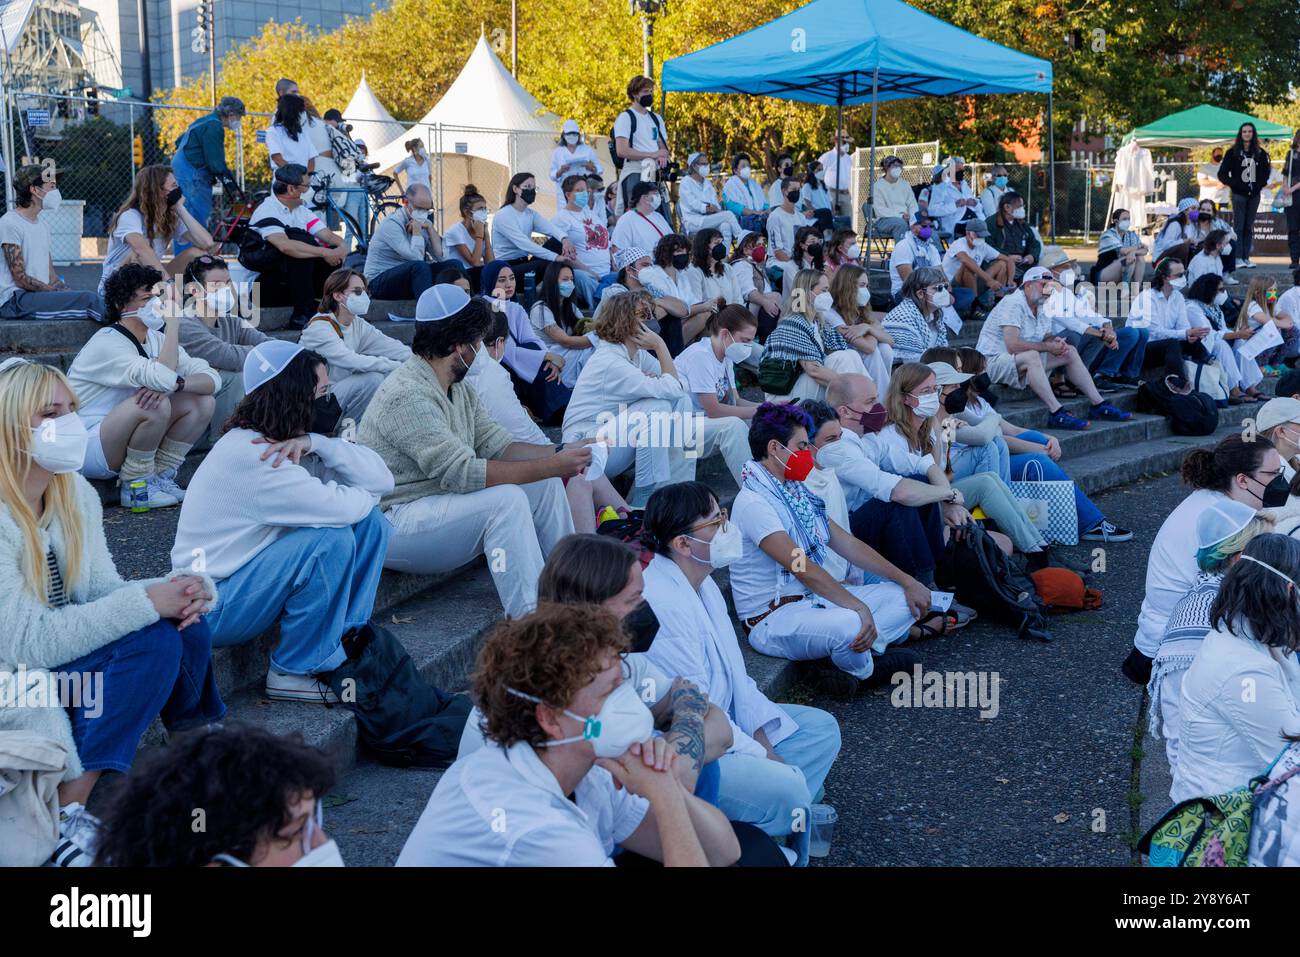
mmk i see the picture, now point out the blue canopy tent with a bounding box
[660,0,1057,241]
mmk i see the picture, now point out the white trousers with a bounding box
[858,340,895,395]
[767,349,868,402]
[333,370,388,427]
[693,415,752,486]
[383,478,574,618]
[683,211,745,247]
[567,395,697,505]
[1156,669,1185,776]
[1217,339,1264,391]
[747,583,915,680]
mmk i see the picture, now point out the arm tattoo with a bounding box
[665,686,708,770]
[2,243,53,292]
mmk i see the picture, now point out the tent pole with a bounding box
[1047,90,1056,241]
[868,66,879,268]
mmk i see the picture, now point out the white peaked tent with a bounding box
[370,33,568,218]
[342,71,405,153]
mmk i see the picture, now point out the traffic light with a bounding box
[84,87,99,117]
[132,135,144,167]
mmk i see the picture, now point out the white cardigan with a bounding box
[0,475,215,782]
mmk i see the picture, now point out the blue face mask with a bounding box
[558,280,576,298]
[573,191,590,209]
[995,175,1008,188]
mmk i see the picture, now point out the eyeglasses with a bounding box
[688,507,729,535]
[926,283,951,293]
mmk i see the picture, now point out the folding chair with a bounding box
[859,201,895,265]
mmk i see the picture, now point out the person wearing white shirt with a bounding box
[611,180,673,255]
[721,152,770,234]
[728,401,930,692]
[1094,209,1149,287]
[1172,534,1300,805]
[613,75,670,215]
[820,263,895,392]
[978,267,1124,429]
[551,175,614,308]
[766,178,807,292]
[398,604,740,867]
[171,339,393,702]
[527,260,599,389]
[442,186,493,291]
[250,164,348,329]
[1127,258,1218,387]
[1154,199,1201,264]
[978,165,1010,219]
[548,119,604,196]
[68,263,218,509]
[671,306,759,484]
[1123,435,1282,685]
[1193,198,1239,278]
[264,95,317,175]
[728,233,783,331]
[298,268,411,423]
[678,151,744,247]
[883,266,959,365]
[562,291,696,507]
[890,213,944,299]
[637,233,714,349]
[641,483,841,863]
[491,172,577,298]
[392,138,432,193]
[1186,228,1228,287]
[800,161,836,234]
[872,156,920,241]
[926,157,980,236]
[682,228,745,310]
[1196,148,1229,205]
[816,133,854,222]
[766,153,797,210]
[1259,398,1300,493]
[1184,273,1264,401]
[942,218,1011,314]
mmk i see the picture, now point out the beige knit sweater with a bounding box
[358,356,514,507]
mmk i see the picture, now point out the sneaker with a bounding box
[118,477,180,509]
[861,647,922,689]
[265,669,340,703]
[1047,408,1090,430]
[1223,272,1239,284]
[154,468,186,502]
[1081,520,1134,543]
[1239,259,1256,269]
[1091,374,1120,394]
[46,803,99,867]
[800,658,859,700]
[1089,401,1132,422]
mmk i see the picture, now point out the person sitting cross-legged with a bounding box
[359,285,588,618]
[730,400,932,697]
[396,603,742,867]
[975,266,1131,430]
[68,263,219,508]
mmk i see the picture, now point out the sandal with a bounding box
[909,610,957,641]
[1051,381,1082,399]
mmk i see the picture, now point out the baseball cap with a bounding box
[1257,397,1300,434]
[415,284,471,322]
[1022,266,1054,283]
[963,218,989,237]
[243,340,304,394]
[927,361,973,386]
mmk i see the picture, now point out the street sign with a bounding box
[26,109,50,127]
[255,129,267,144]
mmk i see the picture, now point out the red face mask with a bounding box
[779,442,815,482]
[750,245,767,264]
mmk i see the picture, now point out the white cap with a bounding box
[1257,397,1300,434]
[0,356,31,374]
[415,284,471,322]
[614,246,648,271]
[243,339,304,394]
[562,118,580,136]
[687,151,706,167]
[1195,499,1258,551]
[926,361,972,386]
[1021,266,1054,284]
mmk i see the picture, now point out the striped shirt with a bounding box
[762,314,849,364]
[883,298,948,364]
[46,548,67,607]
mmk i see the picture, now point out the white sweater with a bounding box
[0,475,212,782]
[561,339,686,441]
[297,313,412,384]
[171,428,394,581]
[67,326,222,427]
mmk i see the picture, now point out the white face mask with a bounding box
[410,208,430,223]
[694,164,709,178]
[344,291,371,315]
[813,291,834,313]
[844,245,860,260]
[856,286,871,307]
[722,334,751,364]
[135,296,166,331]
[738,167,751,180]
[29,412,88,474]
[508,681,653,758]
[687,520,743,569]
[41,188,62,212]
[1058,269,1076,288]
[1012,206,1026,220]
[886,166,901,181]
[969,237,984,250]
[911,391,941,418]
[293,839,345,867]
[1214,291,1229,306]
[565,132,580,144]
[472,208,489,224]
[648,193,662,211]
[1170,276,1187,290]
[931,288,953,308]
[1222,243,1233,256]
[205,286,236,316]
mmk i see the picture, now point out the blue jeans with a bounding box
[61,618,225,774]
[714,704,841,866]
[1011,429,1104,533]
[574,268,617,311]
[953,285,976,315]
[738,212,768,233]
[1093,325,1148,379]
[170,148,212,254]
[950,434,1011,483]
[205,508,390,674]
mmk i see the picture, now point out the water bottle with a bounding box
[128,479,150,513]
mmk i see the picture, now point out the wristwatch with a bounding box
[174,376,186,393]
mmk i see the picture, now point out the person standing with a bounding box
[613,75,670,215]
[1217,123,1271,270]
[1277,132,1300,270]
[816,134,854,225]
[170,97,245,235]
[1196,147,1229,205]
[548,120,603,197]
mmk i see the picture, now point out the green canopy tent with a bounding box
[1121,104,1291,148]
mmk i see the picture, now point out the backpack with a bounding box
[608,108,666,171]
[320,622,472,769]
[935,521,1052,642]
[1136,365,1218,436]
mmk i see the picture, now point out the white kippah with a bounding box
[243,339,304,394]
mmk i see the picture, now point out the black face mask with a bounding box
[1251,474,1291,508]
[624,602,660,654]
[519,187,536,205]
[311,393,343,435]
[638,93,654,108]
[672,252,690,271]
[972,372,992,394]
[955,169,966,182]
[807,242,823,257]
[943,388,969,414]
[786,189,801,204]
[166,186,184,207]
[781,163,792,175]
[710,242,727,261]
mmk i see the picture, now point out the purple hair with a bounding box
[748,401,814,459]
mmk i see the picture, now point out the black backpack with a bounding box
[608,108,666,171]
[1136,366,1218,436]
[237,217,320,274]
[936,522,1052,642]
[321,622,472,768]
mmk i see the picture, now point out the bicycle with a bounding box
[311,166,401,251]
